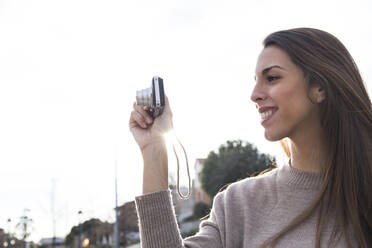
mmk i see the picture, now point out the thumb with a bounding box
[163,95,172,116]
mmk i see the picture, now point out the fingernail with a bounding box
[146,118,152,124]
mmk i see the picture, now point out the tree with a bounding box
[65,218,112,247]
[201,140,275,199]
[193,202,210,219]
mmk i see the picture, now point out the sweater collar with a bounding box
[278,163,323,190]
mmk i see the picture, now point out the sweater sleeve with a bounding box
[135,190,224,248]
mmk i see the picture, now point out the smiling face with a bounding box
[251,46,324,141]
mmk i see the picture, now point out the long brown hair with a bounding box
[260,28,372,247]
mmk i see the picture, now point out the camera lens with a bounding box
[136,87,153,107]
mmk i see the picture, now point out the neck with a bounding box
[288,121,328,173]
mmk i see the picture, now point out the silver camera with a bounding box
[136,76,165,118]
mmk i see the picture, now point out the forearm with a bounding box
[141,137,169,194]
[135,190,224,248]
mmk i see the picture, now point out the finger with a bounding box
[129,110,148,129]
[133,102,153,124]
[129,111,141,129]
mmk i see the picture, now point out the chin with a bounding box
[264,128,287,142]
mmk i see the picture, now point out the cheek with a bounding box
[265,84,312,140]
[272,81,310,118]
[272,85,298,116]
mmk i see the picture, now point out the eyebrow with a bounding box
[254,65,286,81]
[261,65,285,75]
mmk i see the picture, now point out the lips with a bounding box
[258,106,278,124]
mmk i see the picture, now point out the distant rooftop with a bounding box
[39,237,65,245]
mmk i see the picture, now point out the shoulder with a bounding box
[213,167,280,207]
[208,168,281,231]
[227,167,279,196]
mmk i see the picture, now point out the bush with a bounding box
[193,202,210,219]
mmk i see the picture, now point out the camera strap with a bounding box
[171,134,191,200]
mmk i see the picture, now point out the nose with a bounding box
[250,83,267,103]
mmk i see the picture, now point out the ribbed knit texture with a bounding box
[135,164,350,248]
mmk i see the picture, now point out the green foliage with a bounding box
[193,202,210,219]
[181,228,199,239]
[201,140,275,199]
[181,202,211,222]
[65,218,103,246]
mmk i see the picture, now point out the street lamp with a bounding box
[77,211,83,248]
[7,219,11,233]
[6,219,14,248]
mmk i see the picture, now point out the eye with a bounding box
[267,75,281,83]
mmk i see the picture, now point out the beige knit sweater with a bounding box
[135,164,350,247]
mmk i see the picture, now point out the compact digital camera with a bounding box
[136,76,165,118]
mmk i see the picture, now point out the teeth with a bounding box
[260,110,273,120]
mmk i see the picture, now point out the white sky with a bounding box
[0,0,371,242]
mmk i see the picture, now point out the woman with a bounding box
[129,28,372,247]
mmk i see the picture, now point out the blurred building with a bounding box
[117,201,139,234]
[117,201,140,245]
[39,237,65,248]
[172,158,211,218]
[169,158,213,236]
[0,228,26,248]
[171,185,195,222]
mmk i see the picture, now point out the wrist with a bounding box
[141,136,166,155]
[141,137,169,194]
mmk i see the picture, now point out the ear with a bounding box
[311,85,326,103]
[317,87,326,103]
